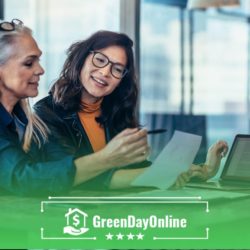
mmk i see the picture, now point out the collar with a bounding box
[80,98,103,113]
[0,102,28,129]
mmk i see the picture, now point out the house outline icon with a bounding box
[64,208,89,235]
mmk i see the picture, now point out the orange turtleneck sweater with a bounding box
[78,99,106,152]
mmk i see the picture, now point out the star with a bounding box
[116,233,124,240]
[127,233,135,240]
[136,232,144,240]
[105,232,113,240]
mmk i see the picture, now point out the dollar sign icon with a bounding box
[73,214,80,227]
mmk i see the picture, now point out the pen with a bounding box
[147,129,167,134]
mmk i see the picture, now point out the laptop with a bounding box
[187,134,250,191]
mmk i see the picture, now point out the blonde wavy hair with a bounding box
[19,99,49,152]
[0,19,49,152]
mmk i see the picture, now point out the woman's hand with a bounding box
[98,128,150,168]
[171,140,229,188]
[171,171,192,189]
[204,140,228,179]
[188,140,229,181]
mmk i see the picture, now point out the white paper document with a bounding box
[131,130,202,189]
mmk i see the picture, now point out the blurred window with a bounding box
[140,0,249,162]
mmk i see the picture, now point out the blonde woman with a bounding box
[0,19,84,196]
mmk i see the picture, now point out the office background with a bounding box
[1,0,249,173]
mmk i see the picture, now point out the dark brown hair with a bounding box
[51,30,138,133]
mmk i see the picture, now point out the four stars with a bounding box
[105,232,144,240]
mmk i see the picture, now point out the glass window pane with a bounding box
[193,13,248,115]
[140,1,181,114]
[193,11,249,147]
[140,0,249,162]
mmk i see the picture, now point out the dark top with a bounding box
[34,94,151,190]
[0,102,76,196]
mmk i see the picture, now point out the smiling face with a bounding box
[80,45,127,104]
[0,34,44,103]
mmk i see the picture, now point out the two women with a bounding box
[0,20,156,195]
[0,19,227,196]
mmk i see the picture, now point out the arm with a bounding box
[172,140,229,188]
[0,136,75,196]
[109,168,147,189]
[73,128,150,186]
[73,151,109,186]
[35,97,150,189]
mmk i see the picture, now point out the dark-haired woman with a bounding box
[35,30,228,190]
